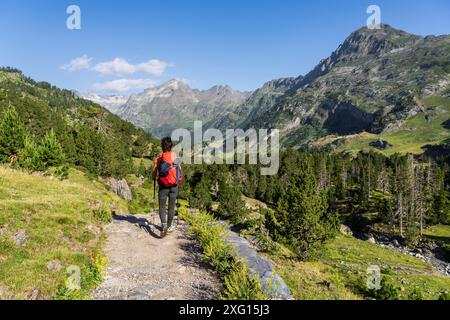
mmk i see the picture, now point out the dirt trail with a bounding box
[90,213,222,300]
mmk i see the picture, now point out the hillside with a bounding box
[0,67,160,177]
[0,166,128,299]
[217,25,450,154]
[269,232,450,300]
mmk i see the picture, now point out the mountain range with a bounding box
[112,80,250,137]
[80,93,128,114]
[85,24,450,155]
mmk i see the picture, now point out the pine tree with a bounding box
[18,135,44,171]
[190,179,212,211]
[274,159,337,259]
[39,129,65,168]
[256,174,267,200]
[218,177,247,224]
[0,107,27,163]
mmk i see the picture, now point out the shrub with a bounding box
[18,136,44,171]
[179,207,269,300]
[203,236,234,275]
[54,287,90,300]
[54,253,108,300]
[221,263,268,300]
[365,277,400,300]
[408,287,424,300]
[40,129,65,167]
[93,207,113,224]
[439,290,450,300]
[52,165,70,180]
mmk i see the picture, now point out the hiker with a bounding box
[153,137,183,238]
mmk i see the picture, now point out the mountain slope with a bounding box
[118,80,251,137]
[212,25,450,153]
[0,166,128,299]
[207,76,304,130]
[0,68,159,176]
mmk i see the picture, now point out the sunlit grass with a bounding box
[268,234,450,300]
[0,166,127,299]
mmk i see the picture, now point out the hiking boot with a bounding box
[160,224,168,238]
[168,225,175,233]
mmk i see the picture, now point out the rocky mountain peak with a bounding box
[301,25,422,85]
[334,24,421,60]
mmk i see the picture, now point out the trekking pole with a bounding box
[153,179,157,226]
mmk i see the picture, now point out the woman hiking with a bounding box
[153,137,183,238]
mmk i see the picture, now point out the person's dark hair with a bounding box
[161,137,173,152]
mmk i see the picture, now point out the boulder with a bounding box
[340,224,353,236]
[370,139,392,150]
[11,230,27,246]
[107,178,132,201]
[367,235,377,244]
[47,260,63,272]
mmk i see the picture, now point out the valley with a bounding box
[1,23,449,301]
[89,25,450,157]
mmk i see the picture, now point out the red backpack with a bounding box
[158,152,184,187]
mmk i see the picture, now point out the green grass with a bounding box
[326,96,450,156]
[424,225,450,240]
[424,225,450,262]
[132,157,153,170]
[0,166,127,299]
[267,234,450,300]
[127,176,157,214]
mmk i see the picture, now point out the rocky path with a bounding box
[90,214,222,300]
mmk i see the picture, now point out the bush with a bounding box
[439,290,450,300]
[40,129,65,167]
[18,136,44,171]
[179,207,269,300]
[52,165,70,180]
[54,287,90,301]
[54,253,108,300]
[93,207,113,224]
[365,277,400,300]
[17,130,67,174]
[203,236,235,275]
[408,288,424,300]
[221,263,268,300]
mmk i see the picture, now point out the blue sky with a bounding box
[0,0,449,94]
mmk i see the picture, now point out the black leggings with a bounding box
[158,185,178,227]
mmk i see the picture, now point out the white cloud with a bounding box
[93,58,170,76]
[136,59,169,76]
[92,78,157,93]
[60,55,92,72]
[93,58,136,76]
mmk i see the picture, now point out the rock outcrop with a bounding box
[107,178,132,201]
